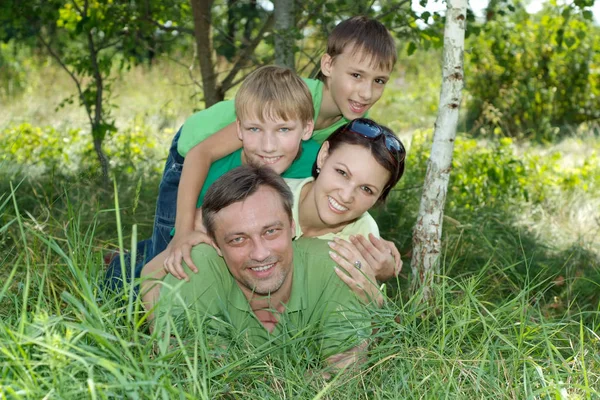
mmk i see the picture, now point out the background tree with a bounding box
[465,0,600,140]
[147,0,429,107]
[1,0,155,183]
[274,0,295,69]
[411,0,468,298]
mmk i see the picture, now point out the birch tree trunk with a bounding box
[274,0,295,70]
[410,0,467,299]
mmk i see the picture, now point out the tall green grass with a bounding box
[1,179,599,398]
[2,43,599,398]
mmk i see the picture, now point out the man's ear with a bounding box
[236,118,243,141]
[316,141,330,170]
[320,53,334,78]
[301,120,314,141]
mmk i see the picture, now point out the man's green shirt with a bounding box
[157,238,369,357]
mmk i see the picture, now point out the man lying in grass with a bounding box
[153,165,370,375]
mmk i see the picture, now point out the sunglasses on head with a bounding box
[344,118,406,163]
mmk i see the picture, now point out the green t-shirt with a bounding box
[156,238,369,357]
[195,140,320,208]
[177,78,365,156]
[302,79,357,144]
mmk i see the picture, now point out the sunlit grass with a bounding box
[2,45,600,397]
[1,183,599,397]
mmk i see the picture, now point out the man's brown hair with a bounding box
[235,65,314,125]
[318,16,397,80]
[202,165,294,241]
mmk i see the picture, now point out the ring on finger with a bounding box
[354,260,362,270]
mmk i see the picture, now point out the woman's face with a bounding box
[313,142,391,228]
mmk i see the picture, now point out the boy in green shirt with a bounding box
[139,65,317,309]
[157,16,398,274]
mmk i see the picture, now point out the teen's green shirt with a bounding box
[177,78,360,157]
[156,238,369,357]
[303,79,356,144]
[195,140,320,208]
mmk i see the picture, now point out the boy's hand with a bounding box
[164,230,213,281]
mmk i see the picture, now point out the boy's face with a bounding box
[237,114,313,175]
[321,45,392,120]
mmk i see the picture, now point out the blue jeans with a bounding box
[150,127,185,258]
[104,239,152,295]
[104,128,184,292]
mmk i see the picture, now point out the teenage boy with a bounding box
[156,16,398,273]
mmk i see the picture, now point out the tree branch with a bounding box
[376,0,412,20]
[143,16,195,35]
[87,30,103,127]
[296,47,322,76]
[219,12,274,93]
[36,34,94,128]
[296,1,325,30]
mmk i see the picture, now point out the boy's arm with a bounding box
[164,122,241,272]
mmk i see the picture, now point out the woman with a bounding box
[142,118,406,310]
[285,117,405,303]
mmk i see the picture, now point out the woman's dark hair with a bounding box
[312,119,405,203]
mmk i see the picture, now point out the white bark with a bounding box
[274,0,295,70]
[410,0,468,298]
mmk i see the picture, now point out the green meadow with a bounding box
[1,42,599,398]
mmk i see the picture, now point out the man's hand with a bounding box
[328,237,383,306]
[163,230,213,281]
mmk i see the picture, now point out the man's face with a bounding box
[211,186,295,295]
[321,45,392,120]
[237,114,313,175]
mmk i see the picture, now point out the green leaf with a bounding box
[564,36,576,48]
[407,41,416,56]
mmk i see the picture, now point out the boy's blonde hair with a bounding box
[318,16,397,80]
[235,66,314,125]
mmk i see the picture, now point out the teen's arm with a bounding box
[164,122,240,272]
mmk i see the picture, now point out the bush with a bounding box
[0,40,33,98]
[404,131,599,214]
[464,4,600,141]
[0,122,164,178]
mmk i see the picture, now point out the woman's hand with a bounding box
[164,230,214,280]
[328,237,383,306]
[350,234,402,282]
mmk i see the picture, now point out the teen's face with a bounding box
[237,115,313,175]
[313,142,391,228]
[321,46,392,120]
[212,186,296,296]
